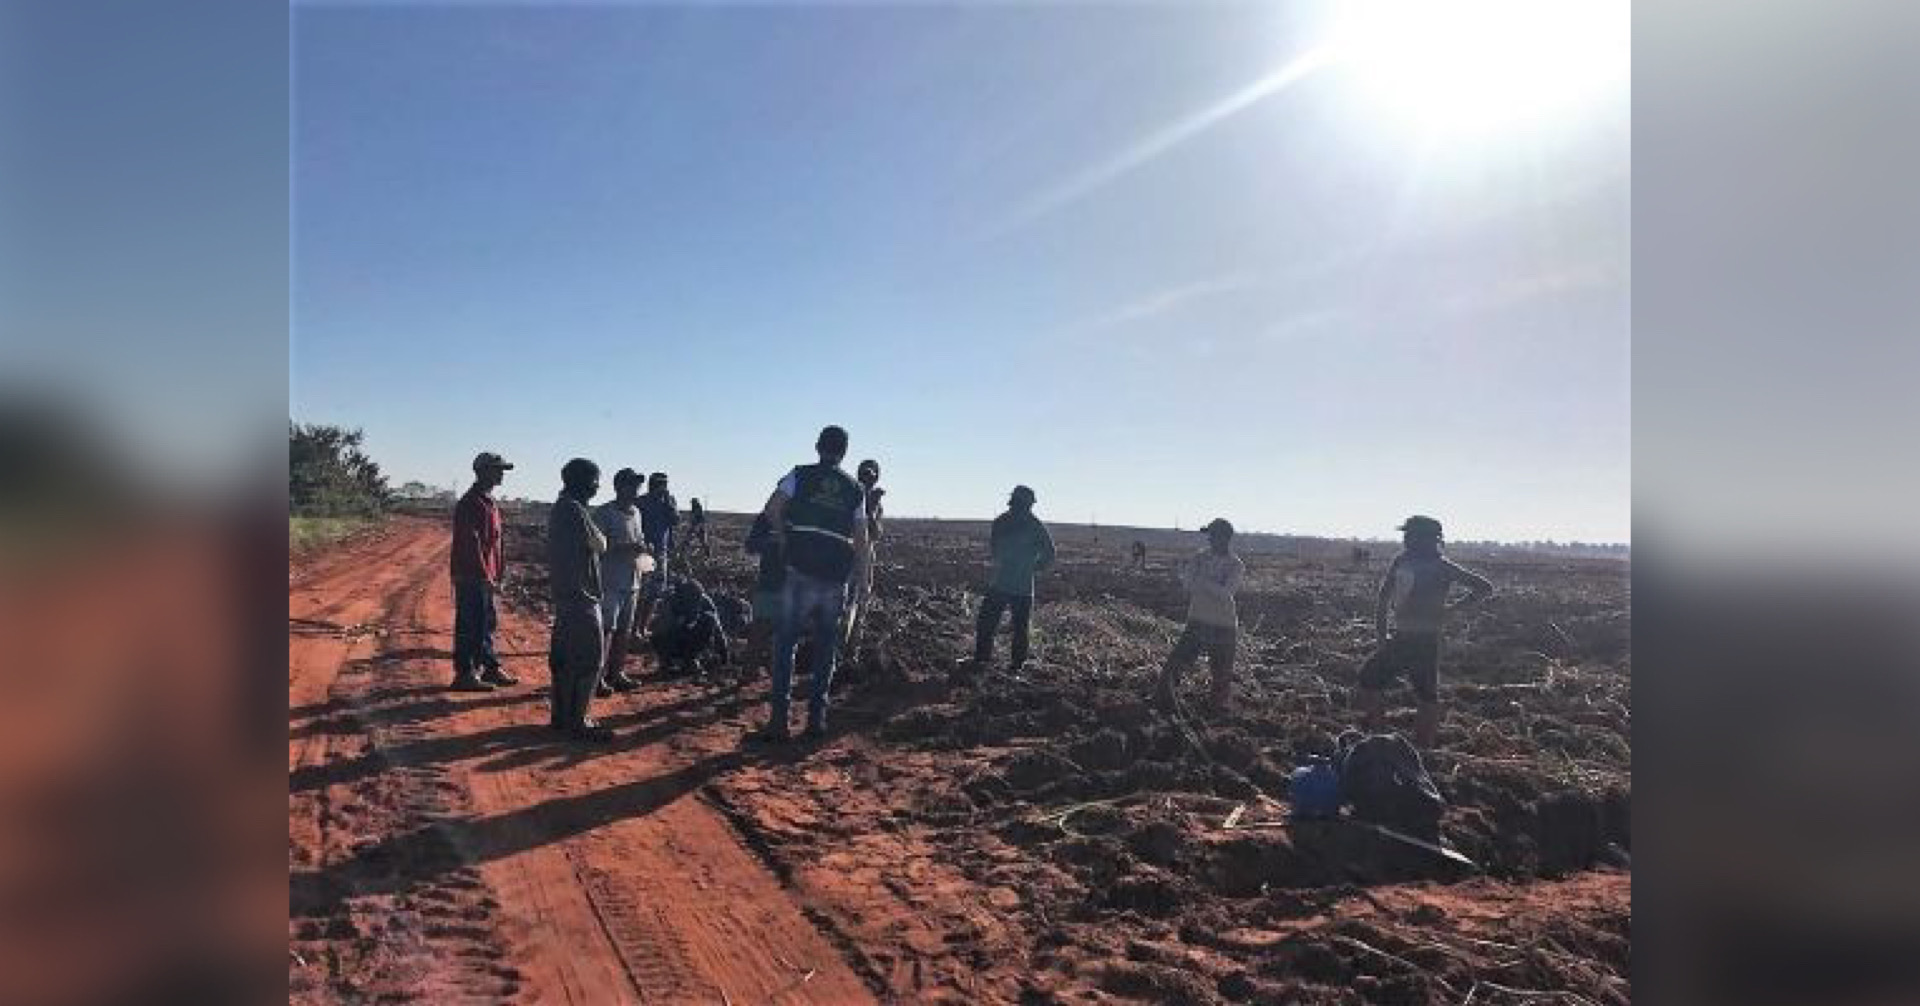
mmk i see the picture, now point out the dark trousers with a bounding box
[654,619,719,669]
[1158,621,1238,703]
[548,604,606,729]
[974,589,1033,668]
[452,579,499,678]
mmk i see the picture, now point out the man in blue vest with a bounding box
[749,425,870,742]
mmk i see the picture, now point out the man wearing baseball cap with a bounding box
[593,468,651,694]
[1155,518,1245,713]
[969,485,1056,676]
[1358,515,1495,748]
[450,451,516,691]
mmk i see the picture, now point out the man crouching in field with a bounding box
[1359,515,1494,749]
[547,458,613,742]
[1156,518,1245,714]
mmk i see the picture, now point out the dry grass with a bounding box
[289,515,377,553]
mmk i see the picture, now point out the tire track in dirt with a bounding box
[291,518,876,1005]
[701,753,1028,1004]
[467,596,877,1005]
[291,523,526,1004]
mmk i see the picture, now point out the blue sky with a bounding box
[292,1,1629,542]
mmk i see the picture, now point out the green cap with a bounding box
[1399,515,1443,539]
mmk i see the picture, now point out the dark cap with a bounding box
[472,451,514,472]
[1010,485,1036,505]
[1202,518,1235,537]
[1399,515,1444,539]
[613,468,642,488]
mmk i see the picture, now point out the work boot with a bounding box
[479,665,518,687]
[746,722,791,745]
[947,658,982,686]
[606,672,641,693]
[451,673,495,693]
[568,719,614,742]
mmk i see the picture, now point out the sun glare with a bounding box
[1327,0,1629,138]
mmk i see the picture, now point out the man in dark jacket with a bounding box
[450,451,517,691]
[639,472,679,578]
[636,472,679,639]
[750,426,869,742]
[650,578,732,676]
[971,485,1056,674]
[547,459,612,741]
[687,498,711,556]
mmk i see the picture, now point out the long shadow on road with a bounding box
[291,677,758,793]
[287,742,807,919]
[289,689,545,740]
[471,690,757,775]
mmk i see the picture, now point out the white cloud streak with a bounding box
[977,43,1337,240]
[1059,273,1258,338]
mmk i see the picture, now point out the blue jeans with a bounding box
[769,570,847,731]
[452,579,499,677]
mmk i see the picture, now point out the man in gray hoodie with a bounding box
[547,458,613,742]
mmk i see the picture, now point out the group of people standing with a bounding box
[449,425,1495,750]
[447,427,887,743]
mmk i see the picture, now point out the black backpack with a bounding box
[1336,732,1444,842]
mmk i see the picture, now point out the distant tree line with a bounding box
[290,422,390,517]
[394,480,456,502]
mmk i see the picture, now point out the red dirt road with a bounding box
[288,519,876,1004]
[290,517,1629,1005]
